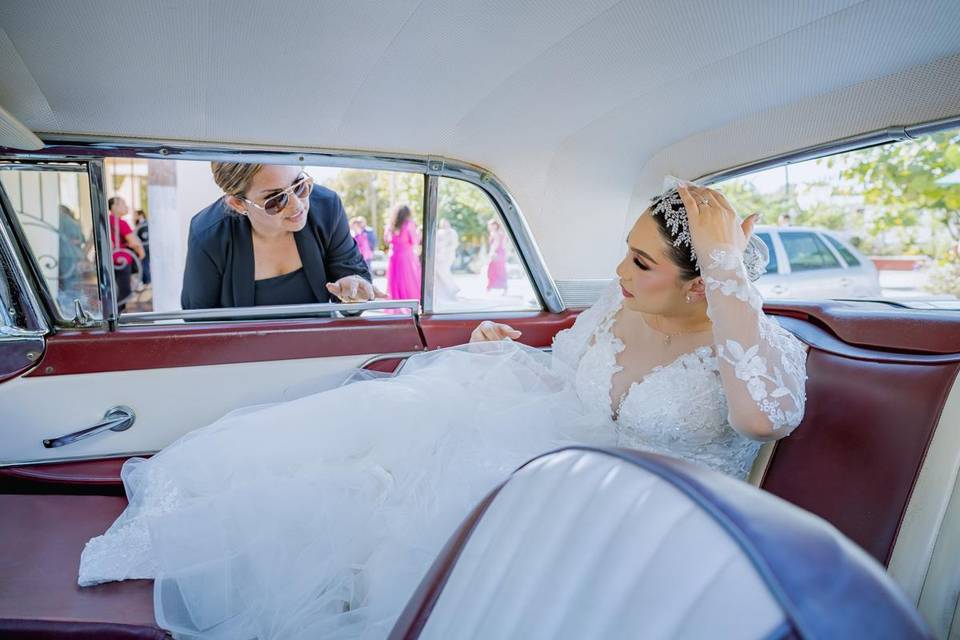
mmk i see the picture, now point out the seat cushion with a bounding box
[392,447,932,640]
[0,494,165,639]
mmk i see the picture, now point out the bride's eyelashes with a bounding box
[633,257,650,271]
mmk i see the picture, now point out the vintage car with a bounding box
[1,1,959,639]
[752,225,883,300]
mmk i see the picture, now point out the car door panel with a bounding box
[26,317,423,377]
[1,318,425,464]
[418,310,579,350]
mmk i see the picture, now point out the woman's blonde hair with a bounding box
[210,162,263,196]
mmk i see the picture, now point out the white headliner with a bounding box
[1,0,959,277]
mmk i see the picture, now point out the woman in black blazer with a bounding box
[181,163,381,310]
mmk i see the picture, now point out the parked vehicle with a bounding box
[369,250,388,277]
[753,226,882,299]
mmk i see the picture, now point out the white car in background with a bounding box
[753,226,881,300]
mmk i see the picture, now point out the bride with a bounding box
[79,183,807,639]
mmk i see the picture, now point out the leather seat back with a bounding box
[391,447,931,640]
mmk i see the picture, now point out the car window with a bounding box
[823,233,861,266]
[98,158,424,317]
[432,178,540,312]
[781,232,841,271]
[755,232,778,274]
[716,124,959,308]
[0,165,102,321]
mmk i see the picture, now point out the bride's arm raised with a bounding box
[680,186,808,442]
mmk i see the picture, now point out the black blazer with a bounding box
[180,186,371,309]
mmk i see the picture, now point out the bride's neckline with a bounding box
[601,299,715,422]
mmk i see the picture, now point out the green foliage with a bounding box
[925,261,960,298]
[322,170,424,249]
[437,178,497,245]
[323,170,500,251]
[720,180,799,225]
[836,130,960,247]
[721,178,860,231]
[719,129,960,267]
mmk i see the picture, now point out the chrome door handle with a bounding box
[42,406,136,449]
[772,285,787,295]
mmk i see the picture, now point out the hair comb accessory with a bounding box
[651,176,769,281]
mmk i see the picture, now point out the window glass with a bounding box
[755,232,778,274]
[433,178,540,312]
[0,166,102,321]
[781,232,840,271]
[716,125,960,309]
[823,233,860,266]
[97,159,422,317]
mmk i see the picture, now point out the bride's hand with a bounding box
[470,320,522,342]
[678,185,759,258]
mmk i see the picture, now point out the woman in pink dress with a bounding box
[486,219,508,292]
[350,217,373,265]
[386,205,421,300]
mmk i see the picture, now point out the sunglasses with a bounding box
[239,174,313,216]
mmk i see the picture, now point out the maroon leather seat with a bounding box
[0,494,167,639]
[1,306,957,637]
[764,314,960,564]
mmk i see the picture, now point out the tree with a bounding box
[323,170,423,249]
[835,129,960,259]
[437,179,497,246]
[720,178,811,226]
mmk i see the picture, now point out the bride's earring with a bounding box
[685,294,692,304]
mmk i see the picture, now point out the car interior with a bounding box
[1,1,959,638]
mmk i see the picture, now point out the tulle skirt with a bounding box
[79,342,614,639]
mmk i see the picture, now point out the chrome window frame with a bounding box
[0,139,563,328]
[0,190,48,335]
[0,160,93,329]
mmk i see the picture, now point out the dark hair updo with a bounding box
[647,190,700,281]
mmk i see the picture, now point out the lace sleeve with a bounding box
[551,282,621,374]
[701,246,808,440]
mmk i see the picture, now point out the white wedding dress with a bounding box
[79,248,807,640]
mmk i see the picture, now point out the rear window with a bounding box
[781,232,841,271]
[755,232,778,274]
[823,233,861,266]
[715,124,960,310]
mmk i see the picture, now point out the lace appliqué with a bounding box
[701,247,807,434]
[554,282,766,480]
[703,248,762,311]
[78,463,184,586]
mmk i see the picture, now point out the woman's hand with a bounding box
[470,321,522,343]
[326,275,387,303]
[677,184,759,258]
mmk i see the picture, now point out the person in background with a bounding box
[134,209,151,286]
[435,218,460,302]
[358,215,377,256]
[385,204,421,301]
[107,196,145,311]
[57,204,87,297]
[486,218,508,293]
[181,163,380,309]
[350,216,373,266]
